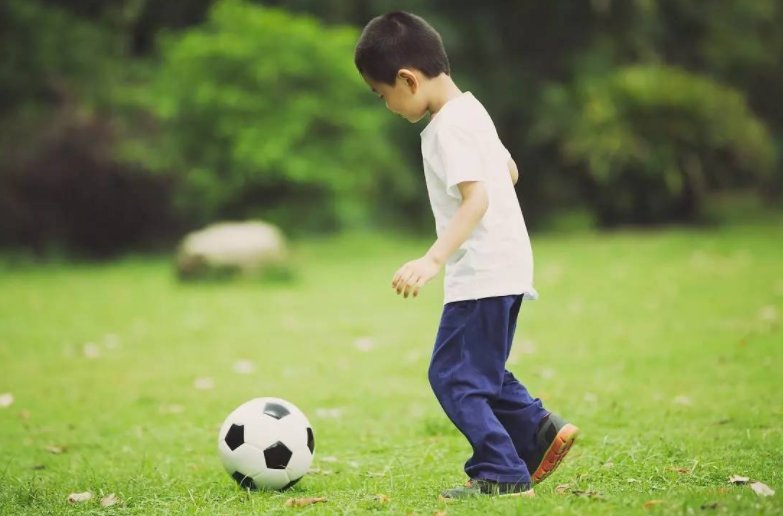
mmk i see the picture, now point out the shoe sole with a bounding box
[498,489,536,498]
[438,489,535,501]
[531,423,579,484]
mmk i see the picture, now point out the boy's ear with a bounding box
[397,68,419,93]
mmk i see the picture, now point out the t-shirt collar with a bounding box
[421,91,473,137]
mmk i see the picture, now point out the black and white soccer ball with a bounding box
[217,397,315,491]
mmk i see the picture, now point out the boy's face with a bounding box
[363,69,429,123]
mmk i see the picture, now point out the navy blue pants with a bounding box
[428,295,548,484]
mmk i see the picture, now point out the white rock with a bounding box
[176,221,288,279]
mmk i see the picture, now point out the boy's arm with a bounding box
[392,181,488,298]
[508,157,519,185]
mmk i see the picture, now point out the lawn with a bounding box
[1,219,781,514]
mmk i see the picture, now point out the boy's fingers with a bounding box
[397,270,414,293]
[392,267,406,287]
[402,276,417,297]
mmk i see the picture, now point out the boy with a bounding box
[354,12,578,499]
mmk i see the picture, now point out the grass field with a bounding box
[1,219,782,514]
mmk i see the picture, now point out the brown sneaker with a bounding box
[529,412,579,485]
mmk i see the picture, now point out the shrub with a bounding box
[534,65,775,225]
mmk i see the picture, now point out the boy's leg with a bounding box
[491,296,549,461]
[492,296,579,483]
[428,296,530,484]
[492,371,547,461]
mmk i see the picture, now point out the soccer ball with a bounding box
[217,397,315,491]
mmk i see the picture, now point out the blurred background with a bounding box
[1,0,781,259]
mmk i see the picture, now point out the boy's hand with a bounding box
[391,255,441,298]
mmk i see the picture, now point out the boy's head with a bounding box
[354,12,450,122]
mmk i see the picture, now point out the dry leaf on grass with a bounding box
[354,337,375,352]
[553,484,600,499]
[159,404,185,415]
[729,475,750,485]
[103,333,120,349]
[232,360,255,375]
[570,489,603,500]
[83,343,101,359]
[314,407,343,419]
[100,493,120,507]
[750,481,775,497]
[284,497,327,507]
[643,499,664,509]
[673,395,692,406]
[67,492,92,503]
[45,445,67,454]
[0,393,13,408]
[759,305,778,322]
[193,377,214,390]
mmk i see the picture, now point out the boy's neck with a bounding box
[425,74,463,116]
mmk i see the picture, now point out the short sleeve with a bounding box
[435,125,484,200]
[501,144,512,162]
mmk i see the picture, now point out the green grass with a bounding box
[1,220,782,514]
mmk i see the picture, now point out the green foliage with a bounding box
[535,66,775,225]
[130,0,403,231]
[0,0,121,114]
[0,1,177,257]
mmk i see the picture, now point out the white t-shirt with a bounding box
[420,92,538,304]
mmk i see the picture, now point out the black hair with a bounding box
[354,11,450,85]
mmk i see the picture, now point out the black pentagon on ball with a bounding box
[232,471,257,490]
[263,441,293,469]
[263,402,290,420]
[307,427,314,454]
[224,424,245,451]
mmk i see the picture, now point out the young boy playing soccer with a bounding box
[354,12,579,499]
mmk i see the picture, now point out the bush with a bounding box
[0,109,177,257]
[0,0,177,257]
[534,65,775,226]
[126,0,405,232]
